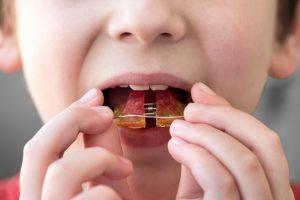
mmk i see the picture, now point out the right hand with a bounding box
[19,88,133,200]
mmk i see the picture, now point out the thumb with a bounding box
[191,83,231,107]
[84,122,123,155]
[176,165,204,199]
[84,123,132,199]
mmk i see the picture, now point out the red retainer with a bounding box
[114,90,186,129]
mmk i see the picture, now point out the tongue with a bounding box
[114,89,186,129]
[156,90,185,127]
[114,90,146,129]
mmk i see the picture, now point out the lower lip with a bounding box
[118,126,171,148]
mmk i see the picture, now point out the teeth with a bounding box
[150,85,169,91]
[119,84,129,88]
[118,84,169,91]
[129,85,150,90]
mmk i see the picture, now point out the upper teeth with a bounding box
[129,85,150,90]
[149,85,169,91]
[115,84,169,91]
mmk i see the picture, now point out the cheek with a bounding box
[15,2,101,121]
[190,1,276,112]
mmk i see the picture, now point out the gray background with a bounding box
[0,70,299,183]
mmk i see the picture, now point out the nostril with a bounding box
[120,32,132,40]
[118,32,173,42]
[161,33,172,38]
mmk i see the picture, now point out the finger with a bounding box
[184,103,290,198]
[71,185,122,200]
[20,89,113,200]
[170,120,272,199]
[176,165,204,199]
[84,122,123,157]
[42,147,132,200]
[84,123,132,199]
[191,82,231,107]
[78,88,104,106]
[168,137,240,200]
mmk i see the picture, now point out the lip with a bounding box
[98,72,192,92]
[117,126,171,148]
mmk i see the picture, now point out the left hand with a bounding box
[168,82,295,200]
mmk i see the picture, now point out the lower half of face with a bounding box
[16,0,277,160]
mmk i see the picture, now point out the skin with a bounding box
[0,0,300,199]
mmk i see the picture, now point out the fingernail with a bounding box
[169,137,187,146]
[172,120,190,132]
[196,83,216,95]
[95,106,113,115]
[79,88,99,103]
[119,156,132,166]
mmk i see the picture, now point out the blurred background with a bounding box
[0,70,299,183]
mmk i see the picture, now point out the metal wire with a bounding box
[114,114,184,119]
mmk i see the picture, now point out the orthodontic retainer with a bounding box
[113,90,186,129]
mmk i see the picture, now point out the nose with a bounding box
[107,1,187,45]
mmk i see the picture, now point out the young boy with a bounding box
[0,0,300,199]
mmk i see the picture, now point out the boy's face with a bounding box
[15,0,278,123]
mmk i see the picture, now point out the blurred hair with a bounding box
[278,0,297,42]
[0,0,14,34]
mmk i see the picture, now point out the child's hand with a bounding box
[19,89,132,200]
[168,83,295,200]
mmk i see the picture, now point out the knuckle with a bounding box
[216,174,236,193]
[240,153,260,173]
[46,161,69,182]
[23,140,33,157]
[218,106,234,118]
[266,131,282,149]
[23,139,39,159]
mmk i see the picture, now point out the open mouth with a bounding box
[103,85,191,129]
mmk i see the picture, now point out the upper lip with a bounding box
[99,72,192,92]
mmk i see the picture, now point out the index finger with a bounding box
[20,89,114,199]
